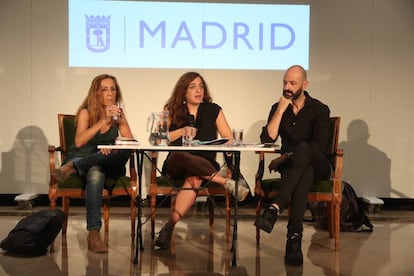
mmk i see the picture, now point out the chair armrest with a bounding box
[149,151,159,198]
[48,145,60,188]
[254,151,281,196]
[332,148,344,194]
[254,151,265,196]
[128,150,137,197]
[48,145,62,206]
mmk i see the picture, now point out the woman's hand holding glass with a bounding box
[105,102,122,123]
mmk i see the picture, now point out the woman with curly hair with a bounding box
[155,71,249,249]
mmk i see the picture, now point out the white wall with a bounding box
[0,0,413,198]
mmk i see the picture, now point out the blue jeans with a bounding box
[85,166,105,231]
[69,149,130,230]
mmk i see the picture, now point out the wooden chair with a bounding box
[148,151,232,240]
[254,117,343,250]
[48,114,137,243]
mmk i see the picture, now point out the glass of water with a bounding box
[112,102,122,120]
[182,126,195,146]
[232,128,244,145]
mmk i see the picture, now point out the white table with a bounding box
[98,143,278,152]
[98,143,279,266]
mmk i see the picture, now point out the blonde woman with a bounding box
[53,74,134,253]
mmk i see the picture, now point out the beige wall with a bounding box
[0,0,413,198]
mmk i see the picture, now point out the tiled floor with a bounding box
[0,205,413,275]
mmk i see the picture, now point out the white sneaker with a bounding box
[225,179,249,202]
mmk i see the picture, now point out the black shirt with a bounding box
[260,91,331,156]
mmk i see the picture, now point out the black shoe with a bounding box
[154,224,174,249]
[254,206,279,233]
[285,233,303,266]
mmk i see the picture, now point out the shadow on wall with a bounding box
[339,119,398,198]
[243,119,266,144]
[0,126,49,194]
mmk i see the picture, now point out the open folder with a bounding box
[192,138,229,145]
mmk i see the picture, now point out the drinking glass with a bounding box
[182,126,195,146]
[112,102,122,120]
[232,128,244,145]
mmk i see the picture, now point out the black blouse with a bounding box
[169,102,221,165]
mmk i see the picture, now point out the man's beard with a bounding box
[283,88,302,100]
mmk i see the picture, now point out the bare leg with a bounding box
[155,176,202,249]
[168,176,202,225]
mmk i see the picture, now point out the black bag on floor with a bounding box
[0,209,65,255]
[309,181,373,232]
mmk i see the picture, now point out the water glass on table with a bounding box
[182,126,196,146]
[232,128,244,145]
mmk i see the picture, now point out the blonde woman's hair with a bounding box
[75,74,123,126]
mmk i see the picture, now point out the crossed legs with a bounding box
[154,152,249,249]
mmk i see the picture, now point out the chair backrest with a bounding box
[58,114,76,160]
[328,117,340,169]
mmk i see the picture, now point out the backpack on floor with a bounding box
[309,181,373,232]
[0,209,65,255]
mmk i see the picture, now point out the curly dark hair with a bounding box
[165,72,212,126]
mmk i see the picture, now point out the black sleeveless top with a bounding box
[168,102,221,165]
[64,124,118,163]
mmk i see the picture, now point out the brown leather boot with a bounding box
[87,230,108,253]
[53,161,76,182]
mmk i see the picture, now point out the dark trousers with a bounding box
[163,151,219,179]
[273,143,331,237]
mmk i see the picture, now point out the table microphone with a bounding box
[187,114,195,127]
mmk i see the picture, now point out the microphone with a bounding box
[187,114,195,127]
